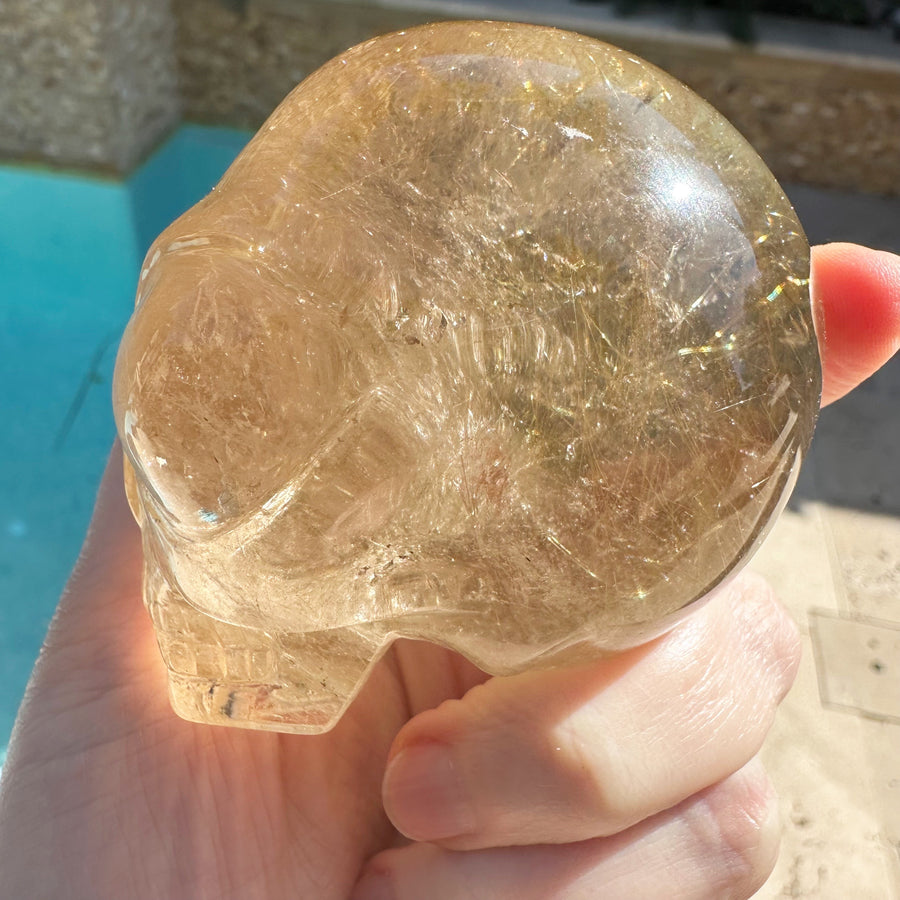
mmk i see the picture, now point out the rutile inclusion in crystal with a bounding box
[113,21,821,733]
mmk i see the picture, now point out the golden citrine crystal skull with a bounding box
[113,21,820,733]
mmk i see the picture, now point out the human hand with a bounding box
[0,243,897,900]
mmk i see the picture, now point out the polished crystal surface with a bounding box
[113,21,820,733]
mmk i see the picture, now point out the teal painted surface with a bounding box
[0,126,251,759]
[129,125,252,258]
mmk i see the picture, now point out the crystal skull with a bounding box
[113,20,820,733]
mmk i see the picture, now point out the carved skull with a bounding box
[113,21,819,733]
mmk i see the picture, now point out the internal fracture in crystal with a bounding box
[113,21,821,734]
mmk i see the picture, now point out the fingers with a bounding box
[380,572,799,851]
[811,243,900,406]
[355,757,780,900]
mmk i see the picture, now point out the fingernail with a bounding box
[383,742,476,841]
[351,871,394,900]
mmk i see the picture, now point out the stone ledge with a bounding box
[3,0,897,195]
[0,0,181,174]
[176,0,900,197]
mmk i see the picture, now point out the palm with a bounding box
[115,640,483,899]
[8,518,484,900]
[119,663,401,899]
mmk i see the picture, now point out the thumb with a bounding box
[812,242,900,406]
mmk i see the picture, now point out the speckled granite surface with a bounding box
[173,0,900,197]
[0,0,180,172]
[2,0,898,195]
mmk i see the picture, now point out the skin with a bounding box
[0,243,898,899]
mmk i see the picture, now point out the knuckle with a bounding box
[551,715,638,835]
[688,762,781,898]
[730,572,802,699]
[464,673,640,838]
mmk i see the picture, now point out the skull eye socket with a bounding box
[114,250,348,530]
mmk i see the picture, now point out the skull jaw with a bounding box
[165,673,350,735]
[145,563,385,733]
[144,558,693,735]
